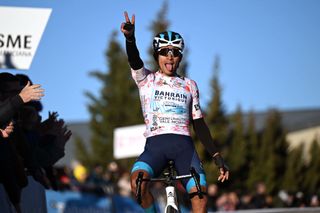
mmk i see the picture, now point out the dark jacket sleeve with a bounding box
[0,95,24,127]
[36,135,65,167]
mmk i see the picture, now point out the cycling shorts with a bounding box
[131,134,207,192]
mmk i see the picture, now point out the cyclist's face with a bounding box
[158,46,182,76]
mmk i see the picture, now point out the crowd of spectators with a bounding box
[52,160,320,212]
[0,72,71,213]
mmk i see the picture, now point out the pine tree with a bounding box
[177,48,188,77]
[145,0,189,77]
[247,111,259,160]
[246,110,261,191]
[257,109,288,195]
[303,138,320,194]
[76,31,142,168]
[282,144,305,193]
[147,0,169,71]
[204,55,229,154]
[227,105,248,190]
[74,135,91,166]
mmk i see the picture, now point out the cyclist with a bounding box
[120,12,229,213]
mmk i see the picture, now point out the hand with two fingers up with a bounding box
[120,11,135,41]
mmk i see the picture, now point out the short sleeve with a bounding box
[131,67,151,86]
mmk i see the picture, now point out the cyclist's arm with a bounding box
[189,80,218,155]
[192,118,229,173]
[125,34,150,84]
[121,12,143,70]
[190,79,229,174]
[192,118,219,156]
[125,36,143,70]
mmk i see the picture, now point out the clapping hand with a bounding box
[39,111,58,134]
[19,81,44,103]
[54,120,72,149]
[0,121,14,138]
[39,112,72,149]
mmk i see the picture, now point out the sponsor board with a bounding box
[113,124,145,159]
[0,6,52,70]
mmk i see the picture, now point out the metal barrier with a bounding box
[46,190,320,213]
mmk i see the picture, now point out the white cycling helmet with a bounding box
[153,31,185,53]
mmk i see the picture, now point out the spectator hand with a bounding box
[55,124,72,149]
[19,81,44,103]
[49,119,72,149]
[39,112,72,149]
[39,111,59,134]
[213,153,230,182]
[0,121,14,138]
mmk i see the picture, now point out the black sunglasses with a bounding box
[158,48,182,57]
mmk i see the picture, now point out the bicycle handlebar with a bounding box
[136,172,144,205]
[135,165,204,205]
[190,167,203,199]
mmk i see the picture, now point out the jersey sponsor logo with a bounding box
[158,116,186,125]
[151,101,187,114]
[154,90,187,103]
[194,104,200,111]
[159,117,170,124]
[150,127,157,132]
[170,117,185,125]
[163,101,180,108]
[165,106,186,114]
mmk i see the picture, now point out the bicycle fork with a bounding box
[164,186,179,212]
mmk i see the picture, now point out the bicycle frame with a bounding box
[135,161,203,212]
[165,185,178,211]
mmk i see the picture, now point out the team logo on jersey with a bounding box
[165,106,186,114]
[154,90,187,103]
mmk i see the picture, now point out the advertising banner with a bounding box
[113,124,146,159]
[0,6,52,70]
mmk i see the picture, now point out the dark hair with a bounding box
[0,72,21,101]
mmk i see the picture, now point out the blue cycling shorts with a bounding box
[131,134,207,192]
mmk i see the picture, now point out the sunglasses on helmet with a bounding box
[157,48,182,57]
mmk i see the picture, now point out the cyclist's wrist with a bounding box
[126,35,135,43]
[213,153,229,170]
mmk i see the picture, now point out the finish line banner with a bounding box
[0,6,52,70]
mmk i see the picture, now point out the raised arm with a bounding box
[120,11,143,70]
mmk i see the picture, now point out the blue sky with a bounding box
[1,0,320,122]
